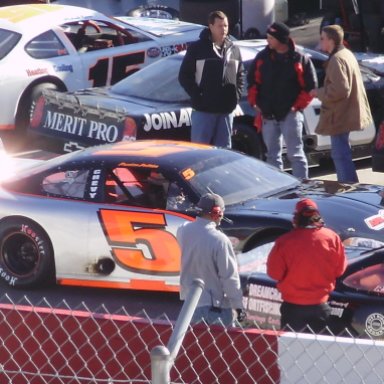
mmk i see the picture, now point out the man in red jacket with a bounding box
[267,198,347,333]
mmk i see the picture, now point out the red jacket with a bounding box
[267,226,347,305]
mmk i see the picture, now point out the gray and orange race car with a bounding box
[2,140,384,338]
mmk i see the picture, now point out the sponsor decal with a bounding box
[328,300,349,318]
[0,266,17,286]
[246,297,281,316]
[54,64,74,73]
[373,285,384,293]
[143,109,191,132]
[147,47,161,58]
[160,43,188,57]
[248,284,282,302]
[245,284,282,317]
[26,68,49,77]
[89,169,102,199]
[63,142,85,153]
[365,313,384,337]
[42,111,119,143]
[364,210,384,230]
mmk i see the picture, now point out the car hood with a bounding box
[225,179,384,240]
[48,87,163,114]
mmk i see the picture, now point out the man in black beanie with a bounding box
[247,22,318,179]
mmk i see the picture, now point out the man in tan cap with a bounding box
[310,25,372,183]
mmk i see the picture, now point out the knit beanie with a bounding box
[266,22,290,44]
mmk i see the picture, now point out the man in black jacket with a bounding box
[178,10,245,148]
[247,22,317,179]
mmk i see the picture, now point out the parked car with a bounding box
[29,39,383,166]
[0,3,203,146]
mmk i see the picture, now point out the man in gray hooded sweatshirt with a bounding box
[177,193,245,326]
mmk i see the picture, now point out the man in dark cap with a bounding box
[267,198,347,333]
[176,193,245,326]
[247,22,318,179]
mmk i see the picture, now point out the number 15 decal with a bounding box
[99,209,180,275]
[89,51,146,87]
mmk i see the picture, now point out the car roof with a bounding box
[115,16,204,37]
[64,140,214,164]
[0,4,107,32]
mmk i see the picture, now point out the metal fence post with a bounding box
[151,345,171,384]
[167,278,204,361]
[150,278,204,384]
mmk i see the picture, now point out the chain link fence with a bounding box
[1,291,384,383]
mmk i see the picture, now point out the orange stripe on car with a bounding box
[57,278,179,292]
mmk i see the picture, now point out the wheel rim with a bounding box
[2,233,39,276]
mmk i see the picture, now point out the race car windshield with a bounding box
[181,152,299,205]
[111,55,189,103]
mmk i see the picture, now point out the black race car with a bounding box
[29,40,384,166]
[241,242,384,340]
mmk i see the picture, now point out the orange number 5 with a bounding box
[99,209,180,275]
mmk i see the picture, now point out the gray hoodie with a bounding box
[177,216,244,310]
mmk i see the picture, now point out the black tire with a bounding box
[127,5,179,20]
[0,217,55,288]
[15,82,59,151]
[232,122,266,160]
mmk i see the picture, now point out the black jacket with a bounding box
[247,39,318,121]
[178,28,245,114]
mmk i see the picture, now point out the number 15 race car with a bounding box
[1,140,384,338]
[0,3,203,145]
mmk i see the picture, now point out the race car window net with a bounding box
[0,29,21,60]
[41,169,89,199]
[182,151,299,205]
[343,263,384,294]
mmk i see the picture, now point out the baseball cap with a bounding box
[295,198,318,214]
[267,22,290,44]
[197,193,225,214]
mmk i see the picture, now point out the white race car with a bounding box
[0,3,203,140]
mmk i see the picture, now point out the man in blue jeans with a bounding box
[310,25,372,183]
[178,10,245,148]
[247,22,317,179]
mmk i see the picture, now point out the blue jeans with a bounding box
[261,111,308,179]
[331,133,359,183]
[191,110,234,148]
[191,306,234,327]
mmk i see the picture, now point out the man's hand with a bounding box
[236,308,247,322]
